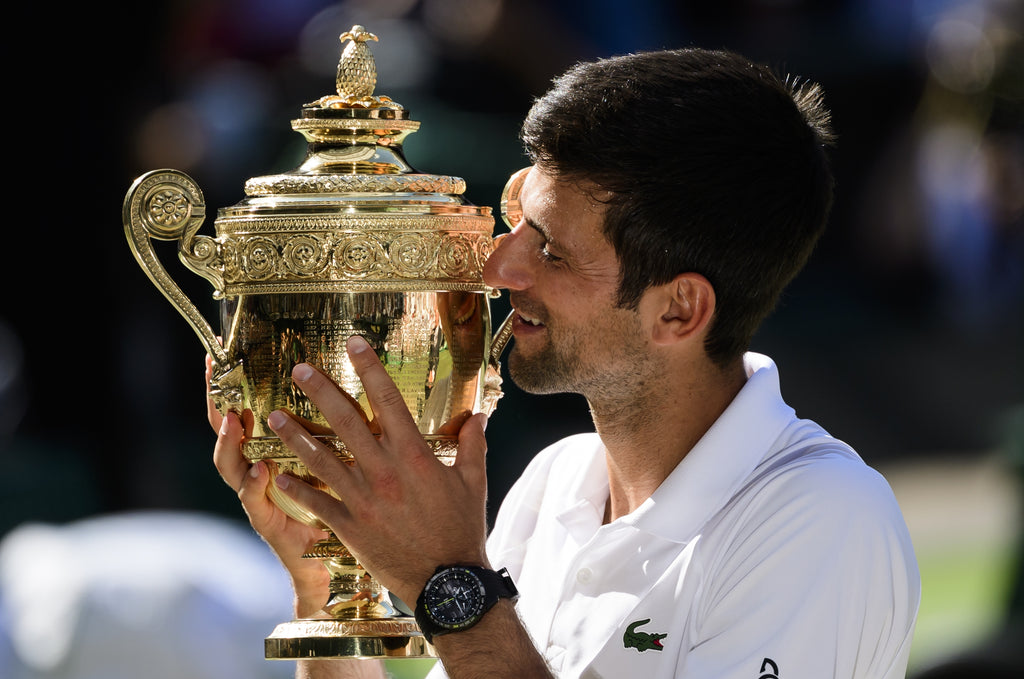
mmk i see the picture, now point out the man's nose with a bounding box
[483,227,531,291]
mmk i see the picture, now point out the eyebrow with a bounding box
[524,216,561,249]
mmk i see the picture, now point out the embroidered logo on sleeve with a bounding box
[622,618,667,652]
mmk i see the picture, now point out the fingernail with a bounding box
[480,414,489,432]
[220,415,230,435]
[347,335,371,353]
[293,363,313,382]
[268,410,287,429]
[275,474,290,490]
[249,462,261,478]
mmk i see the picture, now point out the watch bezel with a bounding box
[420,566,488,632]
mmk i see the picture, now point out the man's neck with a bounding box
[591,357,747,523]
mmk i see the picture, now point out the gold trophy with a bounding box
[122,25,512,660]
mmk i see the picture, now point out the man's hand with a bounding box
[207,357,330,618]
[266,335,491,608]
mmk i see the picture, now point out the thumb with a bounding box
[454,413,488,487]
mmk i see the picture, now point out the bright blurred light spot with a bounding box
[135,59,274,171]
[918,123,988,204]
[135,102,206,171]
[422,0,504,50]
[189,59,273,133]
[0,513,294,677]
[926,16,997,93]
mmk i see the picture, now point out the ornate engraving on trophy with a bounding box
[210,217,493,291]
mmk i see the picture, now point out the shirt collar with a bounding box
[554,440,611,544]
[620,352,796,542]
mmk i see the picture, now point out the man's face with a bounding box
[483,167,652,401]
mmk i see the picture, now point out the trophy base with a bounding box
[265,617,436,659]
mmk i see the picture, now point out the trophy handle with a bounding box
[480,310,514,416]
[122,169,244,412]
[490,310,514,367]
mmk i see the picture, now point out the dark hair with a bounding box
[521,48,835,367]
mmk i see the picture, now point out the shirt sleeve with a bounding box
[423,659,448,679]
[680,456,920,679]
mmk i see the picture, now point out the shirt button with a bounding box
[576,567,593,584]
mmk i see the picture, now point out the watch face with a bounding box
[422,567,487,630]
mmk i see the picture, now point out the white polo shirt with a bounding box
[430,353,920,678]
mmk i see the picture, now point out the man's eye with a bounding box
[540,244,562,262]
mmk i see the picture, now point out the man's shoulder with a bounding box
[699,432,919,603]
[713,431,913,560]
[753,425,895,514]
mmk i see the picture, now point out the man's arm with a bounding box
[428,600,551,678]
[294,660,387,679]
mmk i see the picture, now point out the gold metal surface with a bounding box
[122,25,513,659]
[265,618,433,659]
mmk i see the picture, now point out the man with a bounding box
[211,47,920,679]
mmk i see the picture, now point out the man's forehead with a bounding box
[520,167,607,219]
[517,167,614,256]
[518,166,551,208]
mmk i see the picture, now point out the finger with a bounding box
[454,413,489,493]
[240,408,255,437]
[213,410,249,492]
[278,409,344,438]
[343,336,423,446]
[274,471,355,535]
[437,409,473,437]
[237,459,275,524]
[267,409,362,495]
[290,362,382,455]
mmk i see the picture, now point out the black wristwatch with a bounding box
[414,565,519,643]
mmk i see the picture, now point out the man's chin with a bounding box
[507,349,570,396]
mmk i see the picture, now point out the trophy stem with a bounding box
[264,532,435,659]
[304,535,399,620]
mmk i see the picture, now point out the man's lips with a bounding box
[511,308,546,335]
[517,310,544,326]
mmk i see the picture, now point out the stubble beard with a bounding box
[506,309,651,405]
[507,337,581,395]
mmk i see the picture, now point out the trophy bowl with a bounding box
[122,25,511,660]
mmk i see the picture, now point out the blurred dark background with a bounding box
[0,0,1021,675]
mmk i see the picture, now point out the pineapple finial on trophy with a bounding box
[307,25,402,110]
[337,25,378,97]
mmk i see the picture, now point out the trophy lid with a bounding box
[211,25,494,296]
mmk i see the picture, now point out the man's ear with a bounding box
[649,273,716,346]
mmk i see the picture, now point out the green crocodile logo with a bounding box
[623,618,667,652]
